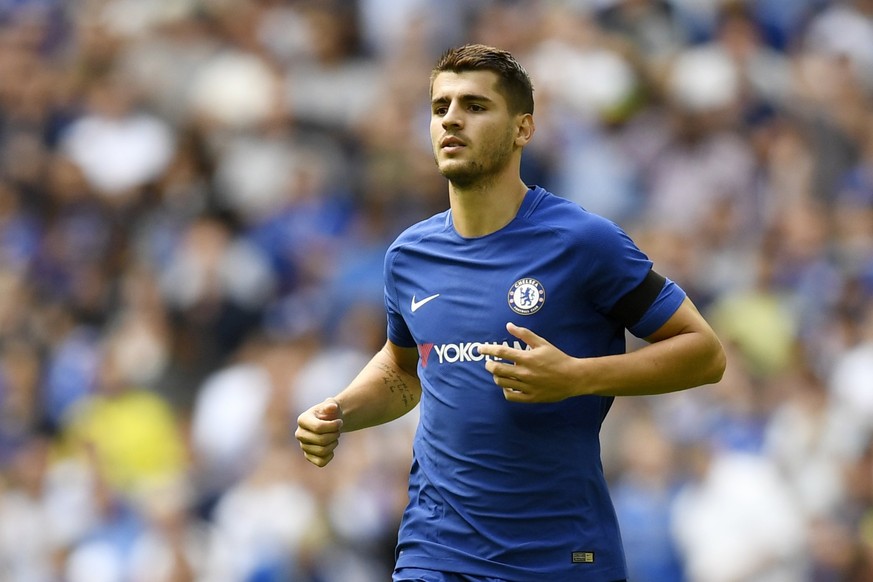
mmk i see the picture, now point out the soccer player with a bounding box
[296,44,726,582]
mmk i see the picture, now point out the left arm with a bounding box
[479,297,726,402]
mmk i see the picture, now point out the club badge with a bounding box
[508,278,545,315]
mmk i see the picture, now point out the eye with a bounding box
[469,103,485,112]
[433,106,448,116]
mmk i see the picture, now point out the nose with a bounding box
[441,101,463,129]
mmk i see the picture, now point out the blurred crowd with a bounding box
[0,0,872,580]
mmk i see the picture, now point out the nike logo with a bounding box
[411,293,440,313]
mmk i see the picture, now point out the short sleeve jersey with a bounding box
[384,186,686,581]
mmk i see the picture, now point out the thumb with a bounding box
[315,398,343,422]
[506,322,547,347]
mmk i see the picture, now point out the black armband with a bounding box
[607,269,666,328]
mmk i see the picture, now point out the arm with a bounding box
[478,297,726,402]
[295,340,421,466]
[333,339,421,431]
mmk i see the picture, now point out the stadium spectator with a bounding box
[0,1,871,580]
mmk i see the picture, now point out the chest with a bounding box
[393,235,604,353]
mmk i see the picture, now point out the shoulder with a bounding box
[524,187,628,245]
[386,210,450,256]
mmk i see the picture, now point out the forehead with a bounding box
[430,70,506,105]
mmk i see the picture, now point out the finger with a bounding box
[295,427,341,447]
[502,387,530,402]
[302,450,334,467]
[487,363,526,388]
[478,345,507,361]
[298,434,340,464]
[297,417,343,438]
[505,322,547,347]
[485,360,524,380]
[298,404,344,433]
[315,398,343,422]
[479,343,523,362]
[492,374,527,392]
[299,438,340,457]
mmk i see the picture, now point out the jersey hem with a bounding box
[396,552,628,581]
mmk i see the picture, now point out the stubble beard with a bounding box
[435,134,516,190]
[438,159,489,188]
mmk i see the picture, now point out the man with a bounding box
[296,44,726,582]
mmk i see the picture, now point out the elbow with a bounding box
[705,339,728,385]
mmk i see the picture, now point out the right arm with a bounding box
[295,340,421,467]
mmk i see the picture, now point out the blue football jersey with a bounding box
[384,186,686,581]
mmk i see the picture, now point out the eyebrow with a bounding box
[431,93,496,108]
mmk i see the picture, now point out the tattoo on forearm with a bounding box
[377,362,415,409]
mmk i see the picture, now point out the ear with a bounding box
[514,113,535,147]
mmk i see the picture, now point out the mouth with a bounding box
[440,136,466,152]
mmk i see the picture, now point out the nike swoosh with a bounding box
[411,293,440,313]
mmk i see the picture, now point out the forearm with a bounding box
[334,344,422,432]
[574,329,725,397]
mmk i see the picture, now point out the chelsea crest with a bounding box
[508,278,545,315]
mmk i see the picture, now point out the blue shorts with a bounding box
[393,568,507,582]
[394,568,627,582]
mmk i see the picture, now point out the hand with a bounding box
[478,322,578,403]
[295,398,344,467]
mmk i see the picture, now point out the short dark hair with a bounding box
[430,44,534,115]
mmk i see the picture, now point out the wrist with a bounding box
[566,356,599,397]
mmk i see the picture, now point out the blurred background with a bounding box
[0,0,872,580]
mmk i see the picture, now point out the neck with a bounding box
[448,175,529,238]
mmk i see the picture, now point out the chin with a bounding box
[438,160,478,183]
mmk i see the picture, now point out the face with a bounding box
[430,70,523,187]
